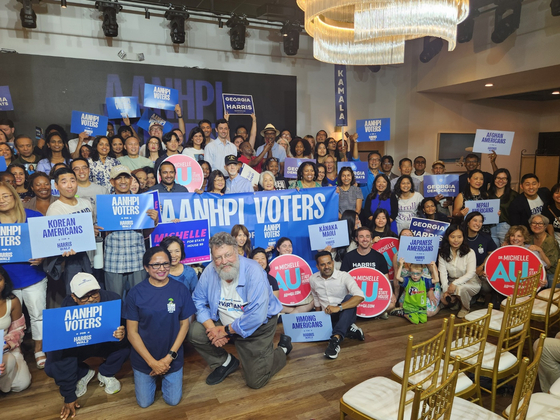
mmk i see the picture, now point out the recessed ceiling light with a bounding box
[552,91,560,95]
[485,83,494,87]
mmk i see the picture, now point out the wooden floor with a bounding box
[1,305,532,420]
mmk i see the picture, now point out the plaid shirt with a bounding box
[104,229,145,273]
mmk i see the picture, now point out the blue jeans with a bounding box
[490,222,510,248]
[133,367,183,408]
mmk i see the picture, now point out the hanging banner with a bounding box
[372,237,399,281]
[335,65,347,127]
[398,235,440,264]
[464,199,500,225]
[484,245,546,296]
[159,187,339,267]
[423,175,460,197]
[356,118,391,142]
[284,158,316,179]
[410,217,450,243]
[143,83,179,110]
[96,194,156,231]
[70,111,108,136]
[269,254,313,306]
[349,267,393,318]
[106,96,139,119]
[137,109,174,134]
[150,219,210,264]
[337,161,368,182]
[281,311,333,342]
[158,155,204,191]
[222,93,254,115]
[0,223,32,263]
[0,86,14,111]
[472,129,514,156]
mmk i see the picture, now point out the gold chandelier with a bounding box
[297,0,470,65]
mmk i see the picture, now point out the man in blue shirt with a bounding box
[224,155,253,193]
[187,232,292,388]
[255,124,287,174]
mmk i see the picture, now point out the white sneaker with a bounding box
[76,369,95,398]
[98,372,121,394]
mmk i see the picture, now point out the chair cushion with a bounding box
[550,377,560,397]
[450,397,503,419]
[465,308,523,333]
[504,392,560,420]
[538,288,560,300]
[452,342,517,371]
[501,297,559,316]
[392,360,473,394]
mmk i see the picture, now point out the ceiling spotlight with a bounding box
[61,0,67,8]
[419,37,443,63]
[18,0,37,29]
[96,1,122,38]
[226,14,249,51]
[491,0,522,44]
[144,8,150,19]
[551,0,560,16]
[552,91,560,95]
[280,21,301,56]
[165,7,189,44]
[485,83,494,87]
[368,65,381,73]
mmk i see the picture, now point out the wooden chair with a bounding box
[527,262,560,346]
[340,320,448,420]
[461,291,536,412]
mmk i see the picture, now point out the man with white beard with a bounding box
[187,232,292,388]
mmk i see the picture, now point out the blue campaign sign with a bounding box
[159,188,339,269]
[308,220,349,251]
[472,129,514,156]
[144,190,162,224]
[222,93,254,115]
[464,199,500,225]
[28,213,96,258]
[42,300,121,352]
[398,235,440,264]
[0,223,32,263]
[0,86,14,111]
[337,161,368,183]
[356,118,391,142]
[409,217,450,243]
[143,83,179,111]
[137,109,174,134]
[150,219,211,264]
[106,96,139,119]
[0,156,7,171]
[254,218,288,250]
[423,174,460,197]
[96,194,155,231]
[284,157,316,179]
[70,111,109,136]
[281,311,333,342]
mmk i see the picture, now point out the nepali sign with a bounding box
[150,219,210,264]
[269,255,312,306]
[410,217,450,243]
[42,300,121,352]
[0,86,14,111]
[106,96,139,119]
[335,65,347,126]
[70,111,108,136]
[356,118,391,142]
[143,83,178,110]
[485,245,546,296]
[308,220,349,251]
[423,175,460,197]
[350,267,393,318]
[284,158,315,179]
[159,155,204,192]
[222,93,254,115]
[398,235,439,265]
[338,161,368,183]
[0,223,32,263]
[28,213,96,258]
[472,129,514,156]
[96,194,155,231]
[464,199,500,225]
[281,311,332,342]
[372,237,399,281]
[137,110,174,134]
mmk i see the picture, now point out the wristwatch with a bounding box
[168,350,178,360]
[225,324,233,337]
[339,305,344,312]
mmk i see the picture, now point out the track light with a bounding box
[61,0,67,8]
[144,8,150,19]
[419,37,443,63]
[280,21,301,56]
[491,0,522,44]
[18,0,37,29]
[551,0,560,16]
[368,66,381,73]
[165,7,189,44]
[96,1,122,38]
[226,14,249,51]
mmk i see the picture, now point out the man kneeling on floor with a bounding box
[45,273,130,420]
[309,251,365,359]
[187,232,292,388]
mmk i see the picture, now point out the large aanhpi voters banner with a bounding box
[472,129,514,156]
[0,223,32,263]
[222,93,254,115]
[96,194,155,231]
[70,111,108,136]
[150,219,211,264]
[484,245,546,296]
[269,255,313,306]
[143,83,179,110]
[350,267,393,318]
[281,311,332,342]
[43,300,121,352]
[159,187,339,267]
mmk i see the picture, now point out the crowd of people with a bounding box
[1,111,560,416]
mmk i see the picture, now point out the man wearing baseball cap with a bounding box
[224,154,253,193]
[255,123,287,173]
[45,273,130,420]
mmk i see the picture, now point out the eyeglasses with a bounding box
[530,222,545,226]
[77,290,100,302]
[214,251,235,263]
[148,262,171,269]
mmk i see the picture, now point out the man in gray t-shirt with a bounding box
[71,158,109,215]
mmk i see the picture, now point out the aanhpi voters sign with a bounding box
[484,245,546,296]
[96,194,155,231]
[349,267,392,318]
[143,83,179,110]
[472,129,514,156]
[159,155,204,192]
[269,255,312,306]
[222,93,254,115]
[0,223,32,263]
[372,237,399,281]
[70,111,108,136]
[356,118,390,142]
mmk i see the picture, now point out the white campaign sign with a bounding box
[472,129,514,155]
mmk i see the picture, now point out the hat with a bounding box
[149,122,164,131]
[432,160,446,168]
[225,155,239,165]
[109,165,132,179]
[260,123,280,137]
[70,273,100,298]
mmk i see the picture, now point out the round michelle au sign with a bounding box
[159,154,204,191]
[349,267,393,318]
[268,254,313,306]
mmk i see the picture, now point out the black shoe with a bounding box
[324,336,341,359]
[278,334,293,355]
[346,323,365,341]
[390,308,404,317]
[206,355,240,385]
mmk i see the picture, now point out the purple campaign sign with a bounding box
[137,109,174,134]
[283,158,316,179]
[150,219,211,264]
[70,111,108,136]
[337,161,368,182]
[423,175,459,197]
[0,86,14,111]
[143,83,178,111]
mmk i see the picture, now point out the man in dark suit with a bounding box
[509,173,550,229]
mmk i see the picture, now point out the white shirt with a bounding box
[256,142,287,163]
[218,278,245,326]
[437,249,477,293]
[528,196,544,215]
[68,137,94,154]
[205,139,238,176]
[182,147,205,162]
[309,269,364,310]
